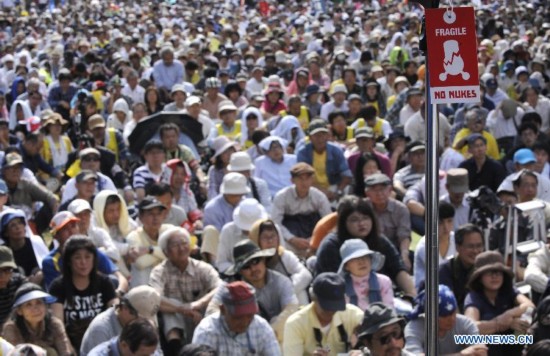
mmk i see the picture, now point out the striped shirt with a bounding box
[0,273,24,327]
[132,163,171,190]
[393,165,425,190]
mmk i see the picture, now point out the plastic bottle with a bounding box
[515,307,533,336]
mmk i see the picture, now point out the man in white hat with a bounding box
[182,95,214,148]
[203,77,228,119]
[320,84,349,121]
[80,286,163,355]
[201,173,250,264]
[228,151,271,211]
[216,198,268,272]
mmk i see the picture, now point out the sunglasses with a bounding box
[375,330,403,345]
[241,258,262,270]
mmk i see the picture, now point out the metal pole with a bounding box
[424,54,440,356]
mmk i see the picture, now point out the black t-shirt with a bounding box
[49,273,116,350]
[11,238,39,277]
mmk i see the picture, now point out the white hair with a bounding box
[158,226,190,252]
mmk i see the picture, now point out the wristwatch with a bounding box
[148,246,154,254]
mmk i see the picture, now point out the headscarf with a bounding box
[270,115,306,145]
[408,284,458,321]
[8,99,33,131]
[92,191,134,238]
[240,107,264,147]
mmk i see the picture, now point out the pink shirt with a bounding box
[346,273,394,311]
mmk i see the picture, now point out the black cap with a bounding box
[312,272,346,311]
[406,140,426,153]
[138,196,167,212]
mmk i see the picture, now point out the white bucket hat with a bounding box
[212,136,238,158]
[220,172,251,195]
[233,198,268,231]
[228,152,254,172]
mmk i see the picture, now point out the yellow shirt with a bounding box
[452,128,500,160]
[313,150,330,189]
[283,303,363,356]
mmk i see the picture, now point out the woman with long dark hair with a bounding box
[3,283,73,355]
[49,235,117,351]
[144,86,162,115]
[353,153,382,196]
[315,196,415,296]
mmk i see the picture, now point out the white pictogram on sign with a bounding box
[439,40,470,81]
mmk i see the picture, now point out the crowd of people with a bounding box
[0,0,549,355]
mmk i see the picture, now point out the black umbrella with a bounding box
[128,111,203,155]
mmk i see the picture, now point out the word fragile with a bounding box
[435,28,467,36]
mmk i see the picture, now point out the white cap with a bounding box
[68,199,92,215]
[185,96,201,107]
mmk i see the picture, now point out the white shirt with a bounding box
[486,107,524,139]
[320,100,349,121]
[405,111,450,143]
[441,194,470,230]
[440,147,464,171]
[121,84,145,104]
[498,171,550,201]
[414,232,456,290]
[61,173,117,203]
[524,96,550,133]
[399,104,418,126]
[246,78,268,96]
[254,154,297,197]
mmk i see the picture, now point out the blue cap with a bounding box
[312,273,346,311]
[514,148,536,164]
[501,60,515,73]
[484,78,498,89]
[0,179,7,195]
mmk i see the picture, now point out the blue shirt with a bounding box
[42,247,118,291]
[152,59,184,90]
[203,195,238,232]
[296,142,352,186]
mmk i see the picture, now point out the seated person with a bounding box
[192,281,280,355]
[453,109,499,160]
[208,240,298,343]
[132,140,171,202]
[271,162,332,256]
[439,223,485,312]
[150,227,221,353]
[49,235,118,351]
[227,152,272,212]
[339,239,394,310]
[315,196,416,297]
[61,148,117,204]
[283,272,363,356]
[92,191,138,277]
[414,202,456,291]
[364,173,412,271]
[127,196,171,287]
[146,182,188,227]
[2,283,72,355]
[405,285,486,356]
[166,159,203,227]
[88,318,160,356]
[215,198,268,272]
[0,210,48,285]
[464,251,535,356]
[42,211,128,294]
[353,302,414,356]
[393,141,425,199]
[254,136,297,197]
[80,286,162,355]
[249,219,313,305]
[2,152,58,234]
[0,246,25,328]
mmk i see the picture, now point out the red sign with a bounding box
[425,7,480,104]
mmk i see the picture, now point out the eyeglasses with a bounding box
[486,270,503,277]
[375,330,403,345]
[241,258,262,270]
[82,156,100,162]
